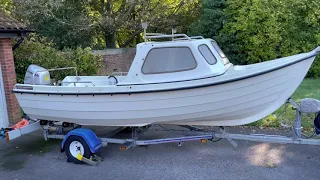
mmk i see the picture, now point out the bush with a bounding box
[190,0,320,78]
[14,37,102,83]
[308,59,320,78]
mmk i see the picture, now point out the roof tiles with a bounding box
[0,11,30,32]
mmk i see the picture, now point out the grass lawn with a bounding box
[249,78,320,130]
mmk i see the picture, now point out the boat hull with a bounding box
[14,55,315,127]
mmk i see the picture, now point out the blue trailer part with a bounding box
[61,128,102,153]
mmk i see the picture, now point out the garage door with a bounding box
[0,65,8,128]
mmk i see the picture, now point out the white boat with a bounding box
[13,33,320,127]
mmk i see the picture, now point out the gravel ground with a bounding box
[0,126,319,180]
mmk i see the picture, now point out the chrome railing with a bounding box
[145,33,192,41]
[173,36,205,41]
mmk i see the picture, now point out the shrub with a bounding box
[308,59,320,78]
[14,37,102,83]
[190,0,320,78]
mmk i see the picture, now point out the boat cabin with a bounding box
[120,35,232,85]
[27,34,233,87]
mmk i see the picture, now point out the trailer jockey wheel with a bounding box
[65,136,92,164]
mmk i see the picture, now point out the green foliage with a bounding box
[14,0,95,50]
[14,0,200,49]
[190,0,320,77]
[189,0,226,40]
[0,0,14,13]
[222,0,320,65]
[254,114,280,127]
[308,60,320,78]
[189,0,241,63]
[14,37,102,83]
[64,47,103,77]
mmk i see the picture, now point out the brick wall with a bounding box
[92,48,136,75]
[0,38,20,124]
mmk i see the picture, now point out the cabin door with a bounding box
[0,65,8,128]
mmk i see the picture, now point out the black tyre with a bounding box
[62,122,71,127]
[40,120,48,125]
[64,136,92,164]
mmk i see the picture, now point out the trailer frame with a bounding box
[4,98,320,165]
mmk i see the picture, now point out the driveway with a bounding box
[0,126,319,180]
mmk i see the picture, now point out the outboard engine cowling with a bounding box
[24,65,51,85]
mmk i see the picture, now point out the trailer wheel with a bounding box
[64,136,91,164]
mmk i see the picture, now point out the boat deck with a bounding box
[61,75,127,87]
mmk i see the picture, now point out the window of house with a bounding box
[198,44,217,65]
[142,47,197,74]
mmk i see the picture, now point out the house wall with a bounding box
[0,65,9,128]
[0,38,20,124]
[92,48,136,75]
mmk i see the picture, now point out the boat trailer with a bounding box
[4,98,320,166]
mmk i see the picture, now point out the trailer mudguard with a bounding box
[61,128,102,153]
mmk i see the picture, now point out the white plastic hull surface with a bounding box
[14,55,315,127]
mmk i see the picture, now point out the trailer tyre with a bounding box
[64,136,91,164]
[62,122,71,127]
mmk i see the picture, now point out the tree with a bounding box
[14,0,199,49]
[0,0,14,14]
[221,0,320,77]
[222,0,320,61]
[188,0,241,63]
[191,0,320,77]
[189,0,226,40]
[13,0,96,49]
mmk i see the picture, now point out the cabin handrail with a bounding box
[172,36,205,41]
[190,36,204,39]
[145,33,192,41]
[144,33,203,42]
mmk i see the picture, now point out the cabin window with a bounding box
[198,44,217,65]
[211,41,230,65]
[142,47,197,74]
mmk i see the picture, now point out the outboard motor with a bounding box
[24,65,51,85]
